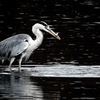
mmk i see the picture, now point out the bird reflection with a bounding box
[0,74,43,100]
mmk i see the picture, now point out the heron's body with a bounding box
[0,34,36,61]
[0,21,60,72]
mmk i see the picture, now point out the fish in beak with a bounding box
[45,26,61,40]
[47,29,61,40]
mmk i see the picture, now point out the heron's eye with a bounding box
[24,39,28,42]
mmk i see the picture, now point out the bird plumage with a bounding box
[0,21,60,72]
[0,34,31,60]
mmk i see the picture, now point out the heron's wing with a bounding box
[0,37,29,58]
[11,41,29,56]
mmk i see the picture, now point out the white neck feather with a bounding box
[32,26,43,47]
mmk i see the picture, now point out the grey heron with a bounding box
[0,21,60,72]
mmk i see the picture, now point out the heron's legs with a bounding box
[18,52,26,72]
[18,58,22,72]
[9,57,15,72]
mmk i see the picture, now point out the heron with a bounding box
[0,21,61,72]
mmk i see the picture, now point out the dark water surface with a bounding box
[0,65,100,100]
[0,0,100,65]
[0,70,100,100]
[0,0,100,100]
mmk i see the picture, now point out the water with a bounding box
[0,0,100,100]
[0,64,100,100]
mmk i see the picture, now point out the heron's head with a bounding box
[33,21,61,40]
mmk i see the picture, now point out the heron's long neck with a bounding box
[32,27,43,47]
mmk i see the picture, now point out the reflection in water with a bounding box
[0,73,100,100]
[0,74,43,100]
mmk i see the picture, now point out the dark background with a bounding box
[0,0,100,65]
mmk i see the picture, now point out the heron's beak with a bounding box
[47,29,61,40]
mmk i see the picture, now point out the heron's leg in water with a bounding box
[18,52,26,72]
[9,57,15,72]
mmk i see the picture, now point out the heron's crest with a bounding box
[39,21,48,26]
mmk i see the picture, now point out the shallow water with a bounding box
[1,64,100,77]
[0,64,100,100]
